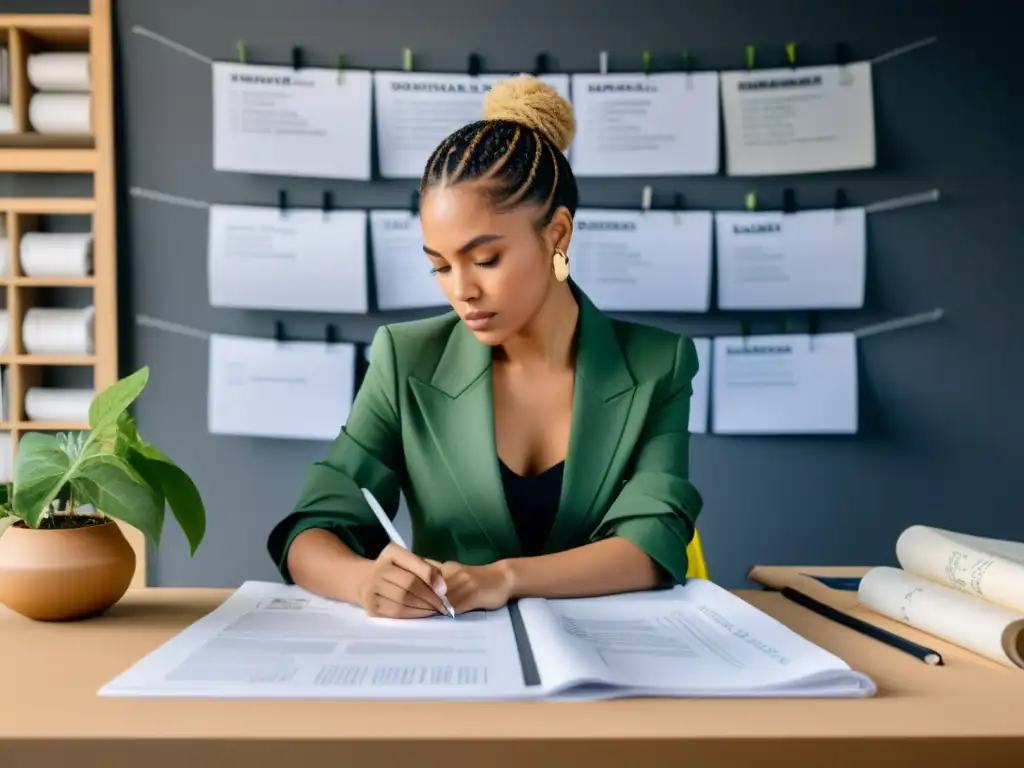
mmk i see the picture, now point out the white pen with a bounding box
[360,487,456,619]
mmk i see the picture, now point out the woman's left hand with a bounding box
[430,560,515,614]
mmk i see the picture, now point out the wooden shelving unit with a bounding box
[0,1,142,585]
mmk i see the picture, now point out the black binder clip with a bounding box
[534,52,549,76]
[672,192,686,223]
[807,311,818,351]
[322,190,333,219]
[410,190,420,217]
[740,316,751,348]
[274,320,286,343]
[468,52,482,77]
[278,189,288,215]
[834,188,847,222]
[782,188,797,214]
[325,323,338,345]
[292,46,304,70]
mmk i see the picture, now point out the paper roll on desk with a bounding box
[28,93,91,134]
[858,566,1024,669]
[21,306,94,355]
[19,232,93,277]
[896,524,1024,613]
[27,52,91,92]
[24,387,94,422]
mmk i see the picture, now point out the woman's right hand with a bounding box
[356,543,449,618]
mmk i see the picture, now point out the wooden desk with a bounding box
[2,582,1024,767]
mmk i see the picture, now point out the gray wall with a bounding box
[6,0,1022,589]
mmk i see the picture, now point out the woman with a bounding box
[267,75,703,618]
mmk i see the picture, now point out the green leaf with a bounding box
[73,453,165,547]
[12,433,71,527]
[142,459,206,555]
[89,366,149,436]
[113,411,207,556]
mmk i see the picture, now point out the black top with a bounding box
[498,457,564,557]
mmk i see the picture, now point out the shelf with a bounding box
[16,421,90,431]
[0,147,97,172]
[0,355,97,366]
[0,197,95,214]
[1,277,96,287]
[0,14,92,41]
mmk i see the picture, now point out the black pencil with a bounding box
[781,586,943,666]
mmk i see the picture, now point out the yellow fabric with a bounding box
[686,528,709,579]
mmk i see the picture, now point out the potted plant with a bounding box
[0,366,207,621]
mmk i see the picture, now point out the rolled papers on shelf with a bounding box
[28,93,91,134]
[27,52,91,92]
[24,387,95,422]
[21,306,94,355]
[20,232,93,277]
[0,310,8,354]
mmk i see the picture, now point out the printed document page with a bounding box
[207,334,356,441]
[568,72,720,176]
[369,210,448,310]
[208,204,368,314]
[711,332,858,434]
[569,209,713,312]
[720,62,876,176]
[714,208,866,310]
[100,581,530,699]
[212,63,372,180]
[518,579,876,699]
[373,72,571,178]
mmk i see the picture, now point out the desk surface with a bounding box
[3,575,1024,766]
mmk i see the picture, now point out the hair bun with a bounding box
[482,74,576,153]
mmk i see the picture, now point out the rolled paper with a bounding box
[0,309,8,354]
[0,236,8,276]
[28,93,91,134]
[21,305,94,355]
[27,52,91,92]
[0,433,11,484]
[19,232,93,277]
[24,387,95,422]
[0,105,13,134]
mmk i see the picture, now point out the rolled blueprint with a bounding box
[21,305,94,354]
[28,93,91,134]
[896,524,1024,613]
[859,566,1024,669]
[27,52,91,92]
[24,387,94,422]
[19,232,93,277]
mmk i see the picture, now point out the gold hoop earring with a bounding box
[553,249,570,282]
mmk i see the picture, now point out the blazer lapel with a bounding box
[544,285,647,553]
[409,321,522,559]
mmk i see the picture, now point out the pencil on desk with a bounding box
[781,586,943,666]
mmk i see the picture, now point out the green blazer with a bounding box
[267,283,704,586]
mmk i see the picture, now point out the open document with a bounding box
[99,579,875,700]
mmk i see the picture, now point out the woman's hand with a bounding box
[356,543,450,619]
[432,560,516,614]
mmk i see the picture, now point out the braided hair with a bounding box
[419,75,578,228]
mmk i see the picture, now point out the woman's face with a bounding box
[419,181,569,346]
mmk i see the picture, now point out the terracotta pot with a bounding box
[0,518,135,621]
